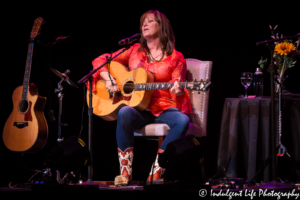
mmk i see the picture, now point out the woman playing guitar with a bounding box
[89,10,192,184]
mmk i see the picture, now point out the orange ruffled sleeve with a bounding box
[169,55,192,115]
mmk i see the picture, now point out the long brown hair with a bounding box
[139,10,175,56]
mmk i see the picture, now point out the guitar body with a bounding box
[87,61,210,121]
[3,84,48,153]
[3,17,48,153]
[87,61,154,121]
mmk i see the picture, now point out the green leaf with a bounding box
[258,56,263,64]
[258,57,268,69]
[286,56,292,63]
[260,64,264,69]
[287,60,293,67]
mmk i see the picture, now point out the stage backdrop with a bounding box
[1,3,299,186]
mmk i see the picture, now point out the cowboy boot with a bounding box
[117,147,134,184]
[147,149,165,182]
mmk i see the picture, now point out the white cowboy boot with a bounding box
[147,149,165,182]
[117,147,133,184]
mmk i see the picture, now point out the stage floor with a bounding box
[1,183,299,199]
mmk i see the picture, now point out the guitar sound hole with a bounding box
[123,81,135,94]
[19,99,29,113]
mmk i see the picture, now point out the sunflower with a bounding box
[275,42,296,56]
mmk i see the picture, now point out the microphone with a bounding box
[118,33,141,45]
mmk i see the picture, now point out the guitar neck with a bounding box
[22,40,34,99]
[21,17,43,99]
[135,82,185,91]
[134,81,206,91]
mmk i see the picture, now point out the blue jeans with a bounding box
[116,106,190,152]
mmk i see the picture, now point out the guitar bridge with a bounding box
[13,122,28,129]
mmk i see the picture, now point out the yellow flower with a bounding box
[275,42,296,55]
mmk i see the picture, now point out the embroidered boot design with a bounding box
[147,149,165,182]
[118,147,134,182]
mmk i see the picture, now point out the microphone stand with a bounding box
[277,76,287,158]
[53,73,66,184]
[77,46,129,186]
[54,73,68,143]
[254,34,299,189]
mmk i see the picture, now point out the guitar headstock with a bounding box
[186,79,212,93]
[30,17,43,39]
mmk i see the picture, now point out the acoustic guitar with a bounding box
[3,17,48,153]
[87,61,211,121]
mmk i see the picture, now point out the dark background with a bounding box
[1,3,299,186]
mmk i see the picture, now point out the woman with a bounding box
[90,10,192,183]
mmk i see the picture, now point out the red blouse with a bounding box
[89,43,192,117]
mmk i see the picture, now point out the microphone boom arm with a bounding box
[77,46,129,84]
[256,33,300,46]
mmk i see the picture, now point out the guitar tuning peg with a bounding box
[198,92,201,94]
[194,79,197,81]
[192,91,195,94]
[200,79,203,81]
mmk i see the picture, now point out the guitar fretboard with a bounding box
[22,41,34,99]
[135,82,188,91]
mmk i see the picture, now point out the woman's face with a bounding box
[142,13,159,40]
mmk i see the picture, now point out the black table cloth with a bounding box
[217,98,300,182]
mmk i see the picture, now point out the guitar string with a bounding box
[110,81,202,87]
[107,82,206,92]
[112,82,197,90]
[110,81,200,87]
